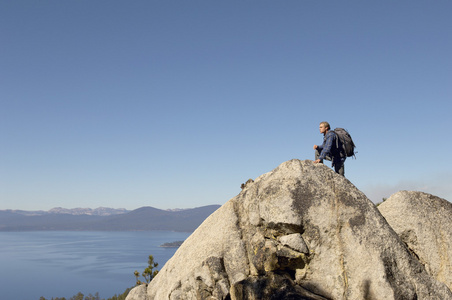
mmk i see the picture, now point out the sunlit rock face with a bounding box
[379,190,452,291]
[126,159,452,300]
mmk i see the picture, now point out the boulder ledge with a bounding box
[378,190,452,291]
[126,159,452,300]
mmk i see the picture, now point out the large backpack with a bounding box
[333,128,356,158]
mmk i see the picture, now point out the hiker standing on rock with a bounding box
[313,121,346,176]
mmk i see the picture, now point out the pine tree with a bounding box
[142,255,159,284]
[133,255,159,286]
[69,292,84,300]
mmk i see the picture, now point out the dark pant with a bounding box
[315,150,345,176]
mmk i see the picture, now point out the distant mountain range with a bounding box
[3,207,130,216]
[0,205,221,232]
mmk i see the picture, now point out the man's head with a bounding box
[319,121,330,134]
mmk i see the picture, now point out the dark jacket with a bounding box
[317,131,345,162]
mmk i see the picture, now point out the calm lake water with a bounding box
[0,231,191,300]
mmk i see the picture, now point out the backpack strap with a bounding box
[333,130,346,158]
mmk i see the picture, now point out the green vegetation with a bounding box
[38,288,130,300]
[39,255,160,300]
[376,197,388,207]
[134,255,159,285]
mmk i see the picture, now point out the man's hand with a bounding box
[314,159,321,164]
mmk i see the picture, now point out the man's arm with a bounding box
[314,144,323,151]
[317,132,334,161]
[313,144,324,163]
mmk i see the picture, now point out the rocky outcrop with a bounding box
[126,159,452,300]
[378,191,452,290]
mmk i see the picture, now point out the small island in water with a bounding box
[160,240,184,248]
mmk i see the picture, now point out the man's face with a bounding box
[319,124,327,134]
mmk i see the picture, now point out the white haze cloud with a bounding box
[362,173,452,204]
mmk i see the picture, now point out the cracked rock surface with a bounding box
[126,159,452,300]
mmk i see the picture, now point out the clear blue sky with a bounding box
[1,1,451,211]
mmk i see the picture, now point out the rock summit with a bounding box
[126,159,452,300]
